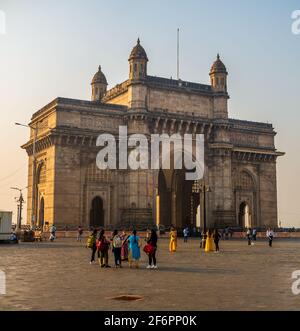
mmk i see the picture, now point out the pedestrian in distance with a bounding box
[169,227,177,252]
[77,225,83,242]
[86,229,98,264]
[120,229,129,261]
[205,229,214,252]
[200,230,206,249]
[213,229,221,253]
[246,228,253,246]
[145,229,158,269]
[128,230,141,269]
[252,228,257,241]
[96,229,111,268]
[225,227,229,240]
[49,224,57,242]
[266,228,274,247]
[229,227,234,239]
[221,229,225,240]
[111,230,123,268]
[183,226,189,243]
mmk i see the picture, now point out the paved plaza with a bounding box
[0,237,300,311]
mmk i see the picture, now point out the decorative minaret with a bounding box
[210,54,228,93]
[210,54,229,119]
[91,65,108,102]
[128,38,148,81]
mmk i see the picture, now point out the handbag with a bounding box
[143,243,155,255]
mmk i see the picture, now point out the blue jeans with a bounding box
[113,247,122,266]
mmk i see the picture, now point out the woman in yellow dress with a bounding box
[169,227,177,252]
[205,229,214,252]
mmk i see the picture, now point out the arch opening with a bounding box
[90,196,104,228]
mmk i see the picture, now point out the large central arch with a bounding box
[158,169,201,230]
[234,170,257,228]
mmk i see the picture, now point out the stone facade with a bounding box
[22,40,284,230]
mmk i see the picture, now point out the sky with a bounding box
[0,0,299,226]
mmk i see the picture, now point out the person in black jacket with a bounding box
[147,229,158,269]
[213,228,221,253]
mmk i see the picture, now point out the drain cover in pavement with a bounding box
[108,295,143,301]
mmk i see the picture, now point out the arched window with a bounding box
[37,163,46,185]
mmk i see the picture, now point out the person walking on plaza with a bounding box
[225,227,229,240]
[229,227,234,239]
[128,230,141,268]
[183,226,189,243]
[120,230,129,261]
[246,228,253,246]
[77,225,83,242]
[252,228,257,241]
[49,224,57,242]
[200,230,206,248]
[146,229,158,269]
[87,229,97,264]
[169,227,177,252]
[266,228,274,247]
[96,229,111,268]
[213,229,221,253]
[111,230,123,268]
[205,229,214,252]
[221,228,225,240]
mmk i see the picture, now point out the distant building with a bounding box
[22,39,284,229]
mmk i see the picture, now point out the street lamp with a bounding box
[192,180,211,247]
[10,186,26,230]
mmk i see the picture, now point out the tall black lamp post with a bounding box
[192,180,211,248]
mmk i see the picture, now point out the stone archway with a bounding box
[157,169,201,230]
[238,201,251,229]
[158,169,171,227]
[90,196,104,228]
[235,170,257,228]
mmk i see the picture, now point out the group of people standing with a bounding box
[246,227,274,247]
[85,226,276,269]
[86,228,158,269]
[170,227,221,253]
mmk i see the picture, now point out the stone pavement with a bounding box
[0,238,300,311]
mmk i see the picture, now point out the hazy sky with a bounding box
[0,0,299,226]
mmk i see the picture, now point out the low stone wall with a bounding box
[41,231,300,239]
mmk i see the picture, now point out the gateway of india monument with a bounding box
[22,39,284,230]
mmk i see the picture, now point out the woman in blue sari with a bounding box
[128,230,141,269]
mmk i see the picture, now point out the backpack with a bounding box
[113,235,123,248]
[96,238,106,251]
[86,235,95,248]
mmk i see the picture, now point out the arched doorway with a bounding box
[239,202,251,229]
[39,197,45,228]
[157,169,201,230]
[90,196,104,228]
[158,169,171,227]
[235,170,257,228]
